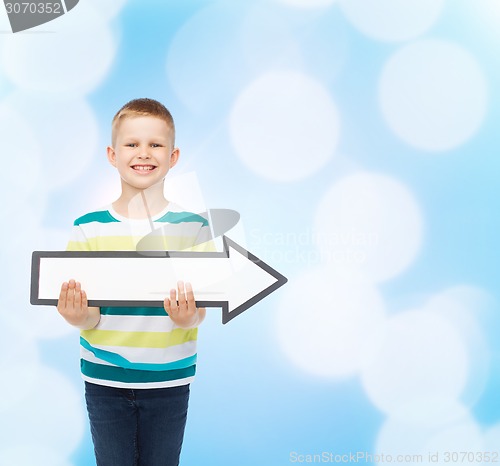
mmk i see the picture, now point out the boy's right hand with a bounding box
[57,279,101,330]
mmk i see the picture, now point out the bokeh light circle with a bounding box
[338,0,445,42]
[239,4,303,75]
[376,404,482,464]
[360,310,469,420]
[0,2,116,94]
[230,71,340,182]
[314,172,423,282]
[0,366,86,458]
[273,0,336,9]
[0,444,73,466]
[0,102,42,196]
[276,266,386,378]
[484,423,500,453]
[166,3,246,114]
[379,39,488,152]
[424,286,491,407]
[423,417,484,456]
[239,3,350,91]
[2,228,78,340]
[0,316,40,412]
[2,92,99,189]
[86,0,128,19]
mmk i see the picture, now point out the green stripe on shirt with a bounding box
[74,210,119,226]
[156,211,209,226]
[81,359,196,383]
[81,337,197,371]
[100,306,168,316]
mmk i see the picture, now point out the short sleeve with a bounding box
[66,224,92,252]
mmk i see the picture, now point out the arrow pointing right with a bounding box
[210,236,288,323]
[31,236,287,324]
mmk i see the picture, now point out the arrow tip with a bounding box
[221,236,287,324]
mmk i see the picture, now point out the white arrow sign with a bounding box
[31,236,287,324]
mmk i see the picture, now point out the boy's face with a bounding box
[107,116,179,192]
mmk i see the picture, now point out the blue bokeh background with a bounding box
[1,0,499,464]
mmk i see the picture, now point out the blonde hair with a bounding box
[111,98,175,146]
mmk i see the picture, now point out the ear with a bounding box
[169,147,180,168]
[107,146,117,167]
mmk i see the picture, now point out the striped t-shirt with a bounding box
[67,203,213,389]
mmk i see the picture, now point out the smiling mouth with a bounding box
[131,165,157,172]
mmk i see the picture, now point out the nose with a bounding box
[137,145,151,159]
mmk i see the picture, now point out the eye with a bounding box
[125,143,138,148]
[150,143,162,148]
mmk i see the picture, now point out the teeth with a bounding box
[133,165,155,171]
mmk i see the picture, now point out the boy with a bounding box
[57,98,210,466]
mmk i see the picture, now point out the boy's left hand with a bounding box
[164,281,206,328]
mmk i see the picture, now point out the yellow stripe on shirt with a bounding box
[81,327,198,349]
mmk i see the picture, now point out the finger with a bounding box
[67,279,76,308]
[177,281,185,299]
[58,281,69,310]
[185,282,196,310]
[81,289,88,310]
[74,282,82,309]
[177,281,186,311]
[169,288,178,312]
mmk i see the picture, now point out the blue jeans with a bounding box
[84,381,190,466]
